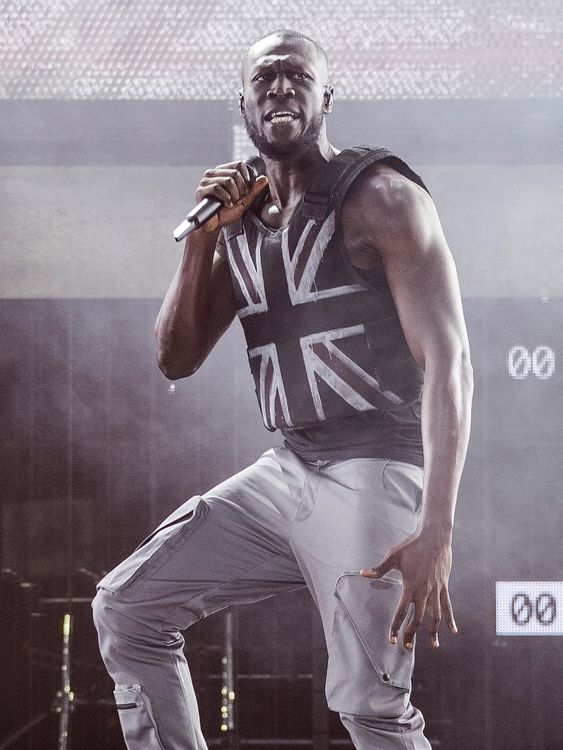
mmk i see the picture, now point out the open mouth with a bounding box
[266,111,300,124]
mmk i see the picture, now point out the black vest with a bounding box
[223,146,427,432]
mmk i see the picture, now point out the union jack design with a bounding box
[247,343,293,430]
[226,231,268,318]
[300,327,403,422]
[280,210,365,304]
[225,204,412,430]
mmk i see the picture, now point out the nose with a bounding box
[266,73,295,99]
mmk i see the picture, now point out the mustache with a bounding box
[241,109,325,161]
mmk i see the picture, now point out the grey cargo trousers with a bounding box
[92,446,432,749]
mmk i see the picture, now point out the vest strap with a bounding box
[301,149,361,220]
[303,145,431,222]
[223,217,244,241]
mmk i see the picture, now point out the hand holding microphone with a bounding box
[173,156,268,241]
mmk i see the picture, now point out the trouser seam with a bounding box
[288,470,323,543]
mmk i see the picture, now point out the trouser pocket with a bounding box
[114,685,165,750]
[326,572,415,714]
[96,496,207,594]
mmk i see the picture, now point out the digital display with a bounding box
[0,0,559,100]
[507,345,556,380]
[496,581,562,636]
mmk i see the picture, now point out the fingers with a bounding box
[388,588,412,645]
[239,161,251,184]
[360,553,399,580]
[196,161,255,206]
[202,175,268,234]
[387,586,457,651]
[196,159,269,233]
[198,172,243,205]
[219,175,268,222]
[403,597,425,649]
[239,175,269,209]
[426,588,441,648]
[440,586,458,635]
[198,180,234,207]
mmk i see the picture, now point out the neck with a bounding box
[260,135,339,210]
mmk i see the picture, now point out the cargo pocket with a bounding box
[326,572,414,711]
[114,685,165,750]
[97,497,208,594]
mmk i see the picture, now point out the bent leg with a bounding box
[93,449,305,750]
[288,455,432,749]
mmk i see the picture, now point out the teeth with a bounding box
[270,113,296,123]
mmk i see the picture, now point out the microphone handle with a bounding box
[173,196,222,242]
[173,159,263,243]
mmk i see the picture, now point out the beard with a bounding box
[242,109,325,161]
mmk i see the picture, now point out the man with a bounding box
[93,29,473,750]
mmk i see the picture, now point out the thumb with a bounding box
[239,174,269,210]
[360,554,398,579]
[204,175,269,233]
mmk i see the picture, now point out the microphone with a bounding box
[173,155,266,242]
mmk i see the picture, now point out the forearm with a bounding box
[418,355,474,540]
[155,226,220,378]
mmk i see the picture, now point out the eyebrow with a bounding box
[251,57,313,77]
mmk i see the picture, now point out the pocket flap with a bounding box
[114,685,141,709]
[332,572,415,691]
[113,685,165,749]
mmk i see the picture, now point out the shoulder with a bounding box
[344,161,432,221]
[341,161,437,252]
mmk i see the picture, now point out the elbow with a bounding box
[156,350,200,380]
[452,350,475,411]
[154,322,205,380]
[158,364,195,381]
[459,349,474,393]
[424,345,474,393]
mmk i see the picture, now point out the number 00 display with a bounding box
[496,581,563,636]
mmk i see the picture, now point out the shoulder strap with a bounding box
[302,145,431,221]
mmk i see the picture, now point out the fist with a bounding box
[195,161,268,232]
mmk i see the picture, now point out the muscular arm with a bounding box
[345,165,474,648]
[155,163,268,380]
[155,228,237,379]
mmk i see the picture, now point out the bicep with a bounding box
[378,190,470,371]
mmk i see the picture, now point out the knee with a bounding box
[92,590,123,671]
[92,590,121,642]
[92,588,147,636]
[92,589,154,671]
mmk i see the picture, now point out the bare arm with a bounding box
[344,167,474,648]
[155,163,268,379]
[155,228,236,379]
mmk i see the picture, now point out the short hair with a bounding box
[241,29,329,85]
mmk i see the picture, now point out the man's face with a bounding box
[240,36,330,161]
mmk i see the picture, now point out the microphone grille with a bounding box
[246,155,266,178]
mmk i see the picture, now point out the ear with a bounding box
[323,86,334,113]
[238,89,245,116]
